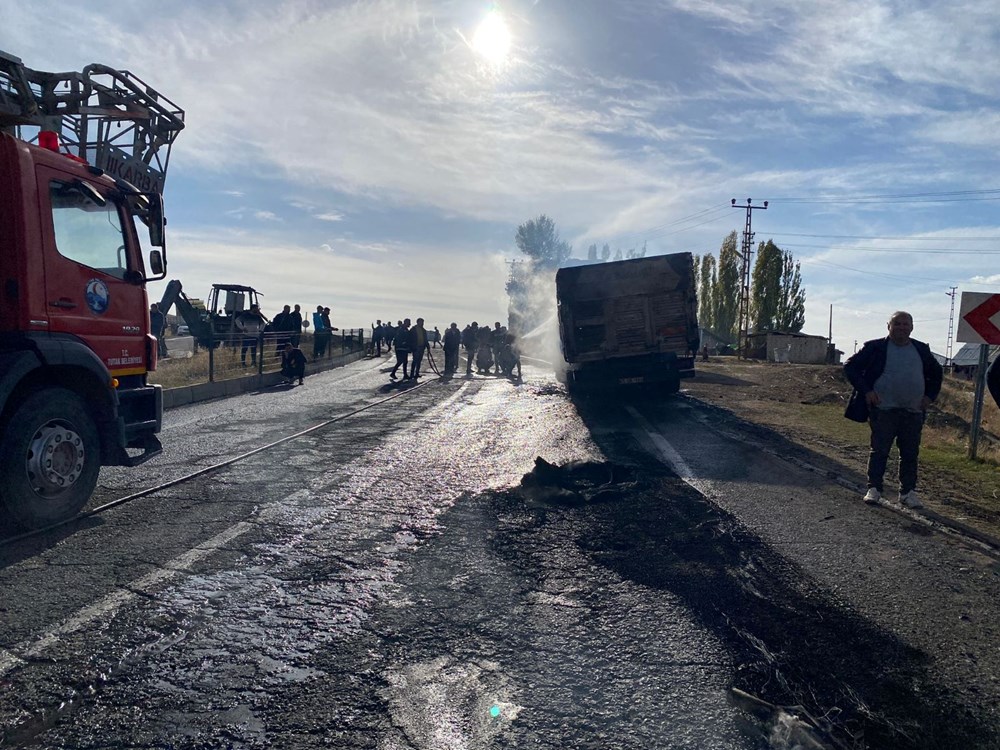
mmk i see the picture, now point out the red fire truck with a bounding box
[0,50,184,528]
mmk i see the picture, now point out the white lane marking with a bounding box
[0,521,253,678]
[625,405,710,496]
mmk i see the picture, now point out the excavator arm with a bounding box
[159,280,214,349]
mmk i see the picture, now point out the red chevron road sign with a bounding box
[958,292,1000,344]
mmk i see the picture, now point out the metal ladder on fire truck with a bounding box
[0,48,184,191]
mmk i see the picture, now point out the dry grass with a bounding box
[927,375,1000,463]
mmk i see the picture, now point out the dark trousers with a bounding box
[867,407,924,493]
[411,348,425,378]
[444,347,458,373]
[391,350,409,378]
[373,336,383,356]
[241,337,258,364]
[465,345,476,374]
[313,332,328,359]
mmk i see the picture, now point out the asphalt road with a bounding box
[1,356,998,749]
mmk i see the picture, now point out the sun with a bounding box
[471,9,511,65]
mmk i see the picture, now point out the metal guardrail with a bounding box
[153,329,366,387]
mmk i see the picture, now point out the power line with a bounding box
[780,242,1000,255]
[769,188,1000,204]
[588,187,1000,253]
[769,231,1000,241]
[600,204,733,246]
[802,258,1000,289]
[802,257,960,284]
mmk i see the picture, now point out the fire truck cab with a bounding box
[0,50,183,529]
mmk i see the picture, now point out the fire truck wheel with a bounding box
[0,388,100,530]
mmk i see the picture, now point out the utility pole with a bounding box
[731,198,767,358]
[945,286,958,368]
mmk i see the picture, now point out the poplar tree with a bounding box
[749,239,806,332]
[776,250,806,332]
[715,231,740,341]
[751,239,783,331]
[697,253,716,332]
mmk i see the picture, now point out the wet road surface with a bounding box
[1,356,998,748]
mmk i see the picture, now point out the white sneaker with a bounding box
[899,490,923,509]
[863,488,881,504]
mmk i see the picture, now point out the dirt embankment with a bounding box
[682,358,1000,544]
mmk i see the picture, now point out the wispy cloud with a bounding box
[6,0,997,353]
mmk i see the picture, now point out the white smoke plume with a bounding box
[507,263,566,379]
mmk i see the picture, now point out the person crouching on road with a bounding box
[843,310,942,509]
[281,342,307,385]
[389,319,412,380]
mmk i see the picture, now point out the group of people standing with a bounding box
[230,302,337,385]
[369,318,520,382]
[368,318,434,381]
[309,305,338,359]
[460,321,521,379]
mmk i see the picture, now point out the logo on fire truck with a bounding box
[85,279,110,314]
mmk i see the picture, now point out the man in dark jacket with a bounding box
[389,319,412,381]
[462,322,479,376]
[409,318,430,379]
[843,311,943,509]
[372,320,384,356]
[288,304,303,346]
[443,323,461,375]
[272,305,291,356]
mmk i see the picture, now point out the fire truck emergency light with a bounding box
[38,130,60,152]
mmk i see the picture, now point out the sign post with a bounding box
[956,292,1000,459]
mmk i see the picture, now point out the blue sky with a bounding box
[4,0,999,356]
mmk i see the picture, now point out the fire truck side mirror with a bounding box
[148,249,164,277]
[147,193,165,248]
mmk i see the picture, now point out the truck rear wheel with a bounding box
[0,389,100,529]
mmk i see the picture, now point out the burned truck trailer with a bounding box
[556,252,699,392]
